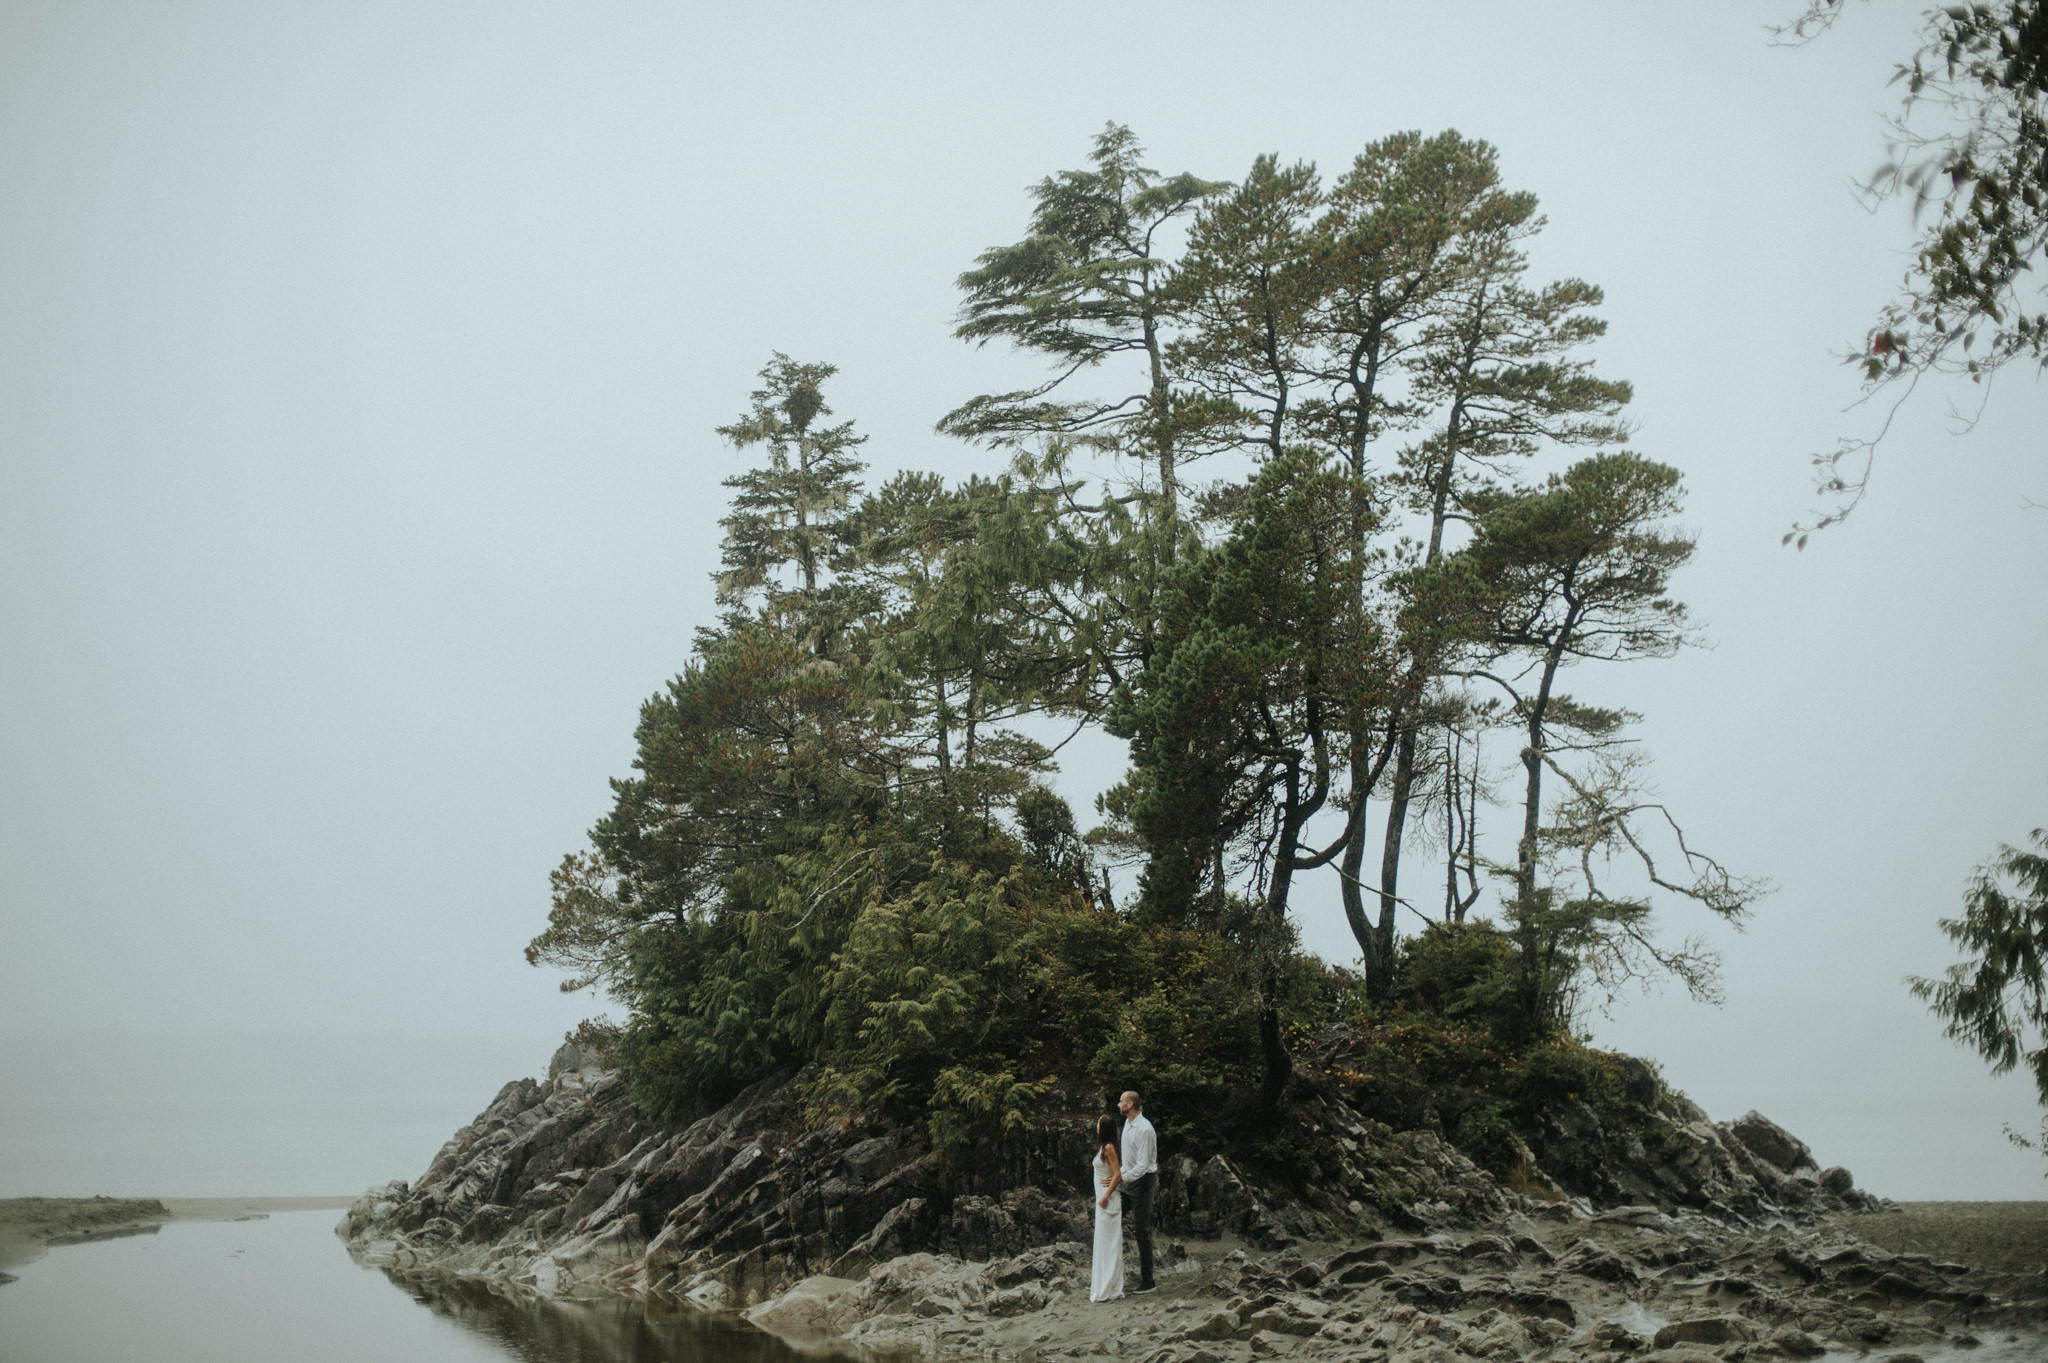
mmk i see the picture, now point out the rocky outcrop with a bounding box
[1314,1026,1885,1223]
[1062,1215,2041,1363]
[375,1199,2048,1362]
[337,1037,2048,1361]
[340,1033,1887,1319]
[339,1047,1552,1307]
[341,1041,1070,1304]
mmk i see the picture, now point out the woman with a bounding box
[1089,1112,1124,1302]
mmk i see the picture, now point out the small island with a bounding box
[336,1036,2047,1360]
[331,125,2047,1361]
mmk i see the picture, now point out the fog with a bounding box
[2,1,2043,1200]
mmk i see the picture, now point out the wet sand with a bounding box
[1825,1200,2048,1275]
[0,1196,354,1276]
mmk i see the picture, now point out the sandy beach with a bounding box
[0,1196,354,1276]
[1824,1201,2048,1276]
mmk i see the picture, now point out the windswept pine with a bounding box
[529,124,1765,1176]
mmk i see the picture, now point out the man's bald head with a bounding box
[1119,1090,1141,1117]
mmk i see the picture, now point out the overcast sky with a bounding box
[3,1,2044,1200]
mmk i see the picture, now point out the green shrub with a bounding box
[1392,920,1519,1030]
[1451,1099,1521,1172]
[1502,1041,1661,1142]
[927,1063,1058,1152]
[811,856,1034,1117]
[1327,1003,1669,1180]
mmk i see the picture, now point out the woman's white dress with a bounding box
[1089,1150,1124,1302]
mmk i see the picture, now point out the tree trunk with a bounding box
[1340,768,1377,977]
[1340,334,1386,991]
[1377,416,1463,939]
[1258,767,1305,1109]
[1445,728,1480,923]
[1141,307,1177,527]
[933,677,952,797]
[1512,647,1563,1036]
[1255,1002,1291,1110]
[1374,728,1418,977]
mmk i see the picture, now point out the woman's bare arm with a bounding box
[1099,1143,1122,1207]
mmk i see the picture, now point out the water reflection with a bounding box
[388,1272,866,1363]
[0,1211,871,1363]
[45,1221,162,1248]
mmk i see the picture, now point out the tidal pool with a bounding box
[0,1209,835,1362]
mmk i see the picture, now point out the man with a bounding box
[1117,1090,1157,1292]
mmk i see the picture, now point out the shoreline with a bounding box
[731,1202,2048,1360]
[7,1193,2045,1358]
[0,1195,355,1277]
[336,1057,2048,1361]
[1821,1201,2048,1277]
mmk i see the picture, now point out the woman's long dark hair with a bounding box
[1095,1114,1118,1148]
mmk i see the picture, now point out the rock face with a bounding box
[340,1037,1886,1313]
[1108,1219,2040,1363]
[338,1039,2048,1361]
[374,1198,2048,1363]
[1319,1028,1885,1223]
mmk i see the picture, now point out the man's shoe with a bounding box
[1133,1283,1156,1293]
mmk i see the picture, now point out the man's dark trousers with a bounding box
[1121,1171,1158,1288]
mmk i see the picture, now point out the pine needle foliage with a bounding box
[530,124,1769,1161]
[1912,831,2048,1105]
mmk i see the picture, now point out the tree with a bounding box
[528,624,894,1120]
[1463,453,1762,1034]
[1111,450,1386,1104]
[1157,131,1542,990]
[534,360,903,1120]
[1169,154,1323,464]
[1360,157,1632,998]
[942,123,1230,524]
[536,129,1770,1150]
[855,471,1063,824]
[1432,697,1500,923]
[1297,132,1513,991]
[1783,0,2048,540]
[814,852,1055,1150]
[960,130,1648,1002]
[716,354,869,651]
[536,360,1125,1125]
[1910,830,2048,1152]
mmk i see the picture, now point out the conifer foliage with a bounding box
[530,125,1761,1148]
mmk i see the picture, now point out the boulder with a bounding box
[948,1195,1017,1261]
[1653,1316,1757,1349]
[840,1135,907,1182]
[1553,1238,1639,1285]
[988,1241,1083,1288]
[339,1029,1887,1330]
[1174,1310,1244,1342]
[1244,1298,1325,1336]
[745,1275,862,1338]
[1581,1317,1646,1350]
[547,1040,606,1079]
[539,1215,645,1296]
[1725,1111,1817,1173]
[830,1196,933,1278]
[984,1282,1049,1316]
[1770,1328,1827,1357]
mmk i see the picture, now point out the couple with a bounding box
[1088,1090,1157,1303]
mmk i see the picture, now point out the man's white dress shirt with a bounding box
[1121,1112,1157,1182]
